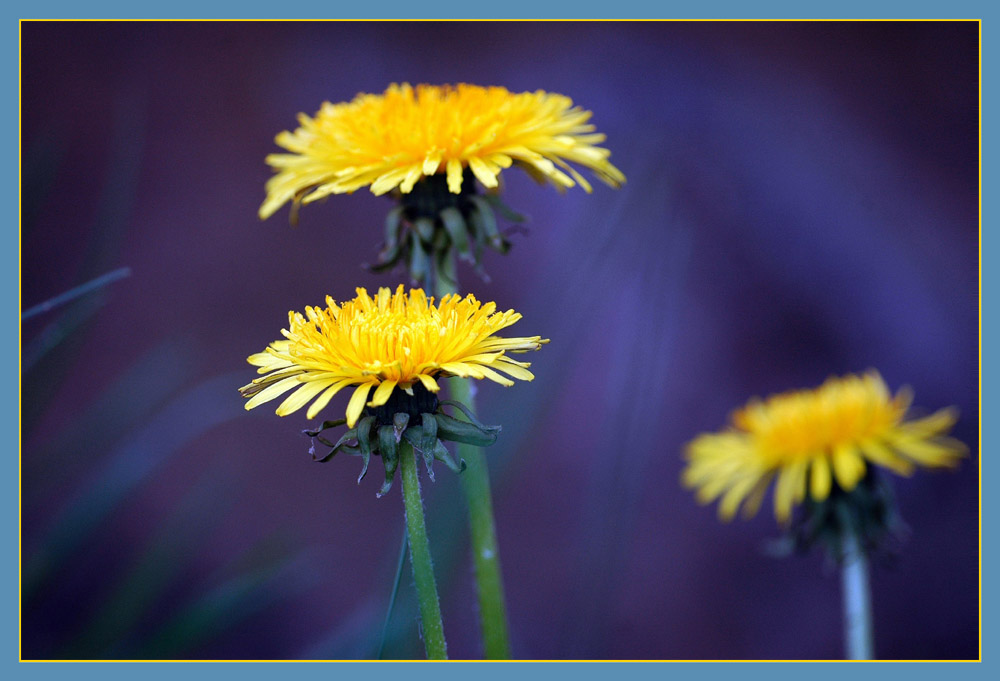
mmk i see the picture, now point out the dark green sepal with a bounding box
[468,195,510,253]
[379,425,398,462]
[401,424,436,481]
[434,244,459,291]
[354,448,371,484]
[767,468,906,565]
[480,192,527,224]
[357,416,375,457]
[408,231,428,284]
[372,243,402,272]
[384,205,405,249]
[371,172,535,287]
[303,419,348,437]
[354,416,376,482]
[433,412,500,447]
[420,413,438,454]
[337,445,361,458]
[432,440,466,474]
[439,399,499,433]
[368,206,407,272]
[393,412,410,443]
[312,434,338,449]
[418,416,437,479]
[312,427,358,463]
[304,375,501,492]
[464,210,491,281]
[432,226,450,252]
[377,427,400,498]
[378,426,399,484]
[439,206,474,263]
[401,425,422,449]
[413,217,435,243]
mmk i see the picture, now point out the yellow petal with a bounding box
[370,167,411,196]
[446,159,463,193]
[346,383,374,428]
[810,456,832,501]
[468,156,499,188]
[491,359,535,382]
[741,475,773,519]
[368,379,398,407]
[240,283,544,427]
[398,166,424,194]
[773,470,795,524]
[422,149,442,175]
[773,460,806,523]
[859,439,914,476]
[305,378,356,420]
[244,375,302,411]
[466,364,515,387]
[892,436,967,467]
[831,444,866,491]
[416,374,440,393]
[248,350,291,369]
[897,407,958,438]
[718,474,760,521]
[275,379,333,416]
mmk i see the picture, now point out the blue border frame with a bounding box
[11,1,990,679]
[2,1,996,19]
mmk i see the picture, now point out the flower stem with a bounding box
[449,376,512,659]
[435,265,512,659]
[399,440,448,659]
[840,530,874,660]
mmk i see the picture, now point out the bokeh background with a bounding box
[20,21,979,660]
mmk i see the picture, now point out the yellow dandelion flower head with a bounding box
[682,371,967,524]
[259,82,626,220]
[240,285,547,428]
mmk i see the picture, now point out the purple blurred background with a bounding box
[20,21,979,660]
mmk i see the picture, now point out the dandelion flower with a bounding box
[259,83,625,220]
[240,285,546,428]
[682,371,966,524]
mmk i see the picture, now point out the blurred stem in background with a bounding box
[376,528,409,659]
[399,440,448,660]
[21,266,131,321]
[841,530,874,660]
[434,252,511,660]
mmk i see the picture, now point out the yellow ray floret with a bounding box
[681,371,967,524]
[260,83,626,219]
[240,286,547,427]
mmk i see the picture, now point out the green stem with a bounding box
[840,531,874,660]
[450,378,512,659]
[399,441,448,659]
[435,267,512,660]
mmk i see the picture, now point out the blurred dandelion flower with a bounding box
[259,82,625,220]
[240,285,546,428]
[682,371,966,524]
